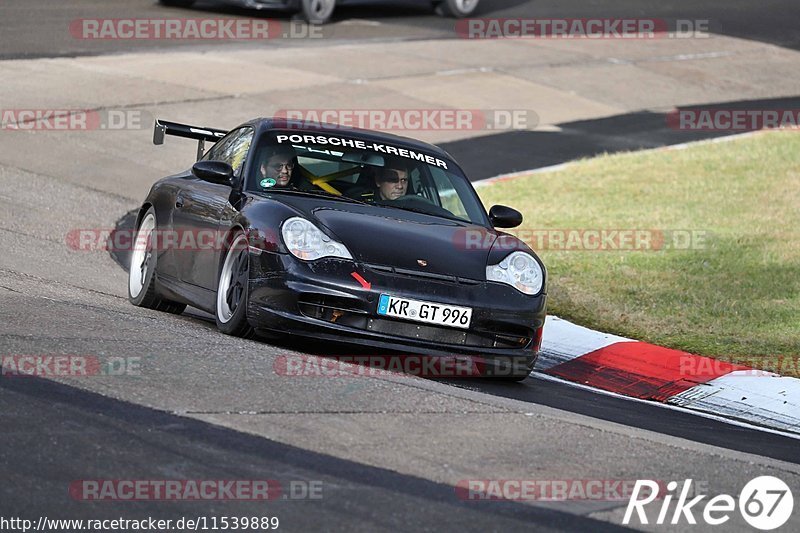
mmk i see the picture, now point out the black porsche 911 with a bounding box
[129,118,546,379]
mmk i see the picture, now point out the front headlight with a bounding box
[486,251,543,295]
[281,217,353,261]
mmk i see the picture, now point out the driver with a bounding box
[258,147,298,189]
[374,162,410,201]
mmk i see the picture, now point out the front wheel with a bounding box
[216,231,254,338]
[301,0,336,24]
[434,0,479,18]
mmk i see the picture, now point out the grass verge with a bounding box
[478,131,800,376]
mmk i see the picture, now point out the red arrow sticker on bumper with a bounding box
[350,272,371,290]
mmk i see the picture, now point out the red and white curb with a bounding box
[535,316,800,436]
[477,131,798,435]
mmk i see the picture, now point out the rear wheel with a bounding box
[158,0,196,7]
[301,0,336,24]
[215,232,254,338]
[128,207,186,314]
[434,0,479,18]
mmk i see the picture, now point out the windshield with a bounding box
[246,131,489,225]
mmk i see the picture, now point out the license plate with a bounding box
[377,294,472,329]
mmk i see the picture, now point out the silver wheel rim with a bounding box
[453,0,477,13]
[305,0,335,20]
[217,234,249,324]
[129,213,155,298]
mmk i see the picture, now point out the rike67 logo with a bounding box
[624,477,794,530]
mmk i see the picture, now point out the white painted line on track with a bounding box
[532,372,800,441]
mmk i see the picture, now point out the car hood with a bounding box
[253,192,496,279]
[317,205,498,280]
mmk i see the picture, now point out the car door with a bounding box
[172,127,254,291]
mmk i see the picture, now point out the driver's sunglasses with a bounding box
[270,162,295,171]
[382,175,408,184]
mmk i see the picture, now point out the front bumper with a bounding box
[247,250,547,374]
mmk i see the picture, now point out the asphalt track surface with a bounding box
[2,2,800,532]
[443,96,800,181]
[5,1,800,180]
[2,0,800,59]
[1,377,626,532]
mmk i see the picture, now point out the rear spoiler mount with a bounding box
[153,119,228,160]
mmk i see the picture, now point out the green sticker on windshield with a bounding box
[260,178,277,188]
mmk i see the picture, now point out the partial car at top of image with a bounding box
[129,118,547,380]
[158,0,480,25]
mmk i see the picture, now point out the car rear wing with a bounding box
[153,119,228,160]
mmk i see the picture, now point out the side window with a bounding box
[203,128,254,177]
[429,167,469,220]
[203,134,232,162]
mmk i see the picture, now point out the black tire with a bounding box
[215,231,254,338]
[301,0,336,24]
[128,207,186,314]
[434,0,479,18]
[158,0,196,7]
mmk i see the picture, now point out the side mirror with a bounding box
[489,205,523,228]
[192,160,233,185]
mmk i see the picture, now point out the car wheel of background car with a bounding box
[434,0,479,18]
[158,0,196,7]
[301,0,336,24]
[128,207,187,314]
[216,231,255,338]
